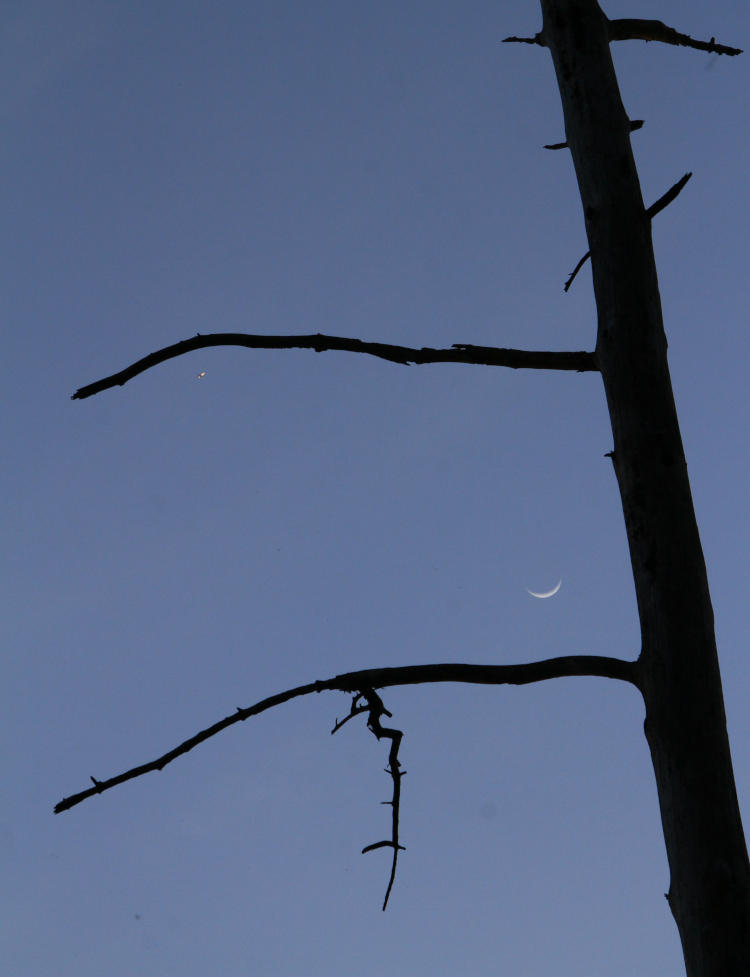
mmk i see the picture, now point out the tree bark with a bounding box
[539,1,750,973]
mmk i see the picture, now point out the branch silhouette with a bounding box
[55,655,637,815]
[503,23,741,57]
[608,19,742,56]
[545,120,643,150]
[332,688,405,910]
[71,335,596,400]
[54,656,637,906]
[564,172,692,291]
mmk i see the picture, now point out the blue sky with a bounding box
[4,2,749,974]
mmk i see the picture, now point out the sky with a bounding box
[3,1,749,975]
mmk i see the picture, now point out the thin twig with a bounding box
[564,172,692,292]
[54,655,638,815]
[608,19,742,56]
[646,172,692,220]
[331,696,369,734]
[71,335,597,399]
[564,252,593,293]
[333,690,406,909]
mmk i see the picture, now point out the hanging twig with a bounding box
[333,689,406,910]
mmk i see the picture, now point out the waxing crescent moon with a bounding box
[526,579,562,599]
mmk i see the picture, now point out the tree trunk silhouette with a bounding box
[540,1,750,972]
[60,2,749,973]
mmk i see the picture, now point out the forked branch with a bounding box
[71,335,596,400]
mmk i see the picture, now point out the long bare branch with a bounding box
[54,655,638,815]
[608,19,742,56]
[71,334,597,399]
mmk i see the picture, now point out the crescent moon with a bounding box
[526,579,562,599]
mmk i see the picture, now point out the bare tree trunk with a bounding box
[539,1,750,972]
[59,2,750,968]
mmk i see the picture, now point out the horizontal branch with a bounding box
[608,19,742,56]
[504,22,742,57]
[545,120,643,151]
[71,334,597,399]
[564,172,692,292]
[502,33,545,47]
[54,655,637,814]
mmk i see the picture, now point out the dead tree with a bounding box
[57,2,749,974]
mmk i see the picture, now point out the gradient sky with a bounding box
[4,2,749,975]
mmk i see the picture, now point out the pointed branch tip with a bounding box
[71,334,598,399]
[608,19,741,56]
[545,120,643,151]
[502,33,545,47]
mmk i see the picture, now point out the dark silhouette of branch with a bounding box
[54,655,637,815]
[333,689,405,910]
[564,252,593,294]
[645,171,693,220]
[564,172,692,291]
[70,335,597,399]
[545,120,642,150]
[608,19,742,56]
[502,33,545,47]
[504,23,741,57]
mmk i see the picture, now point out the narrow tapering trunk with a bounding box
[539,1,750,973]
